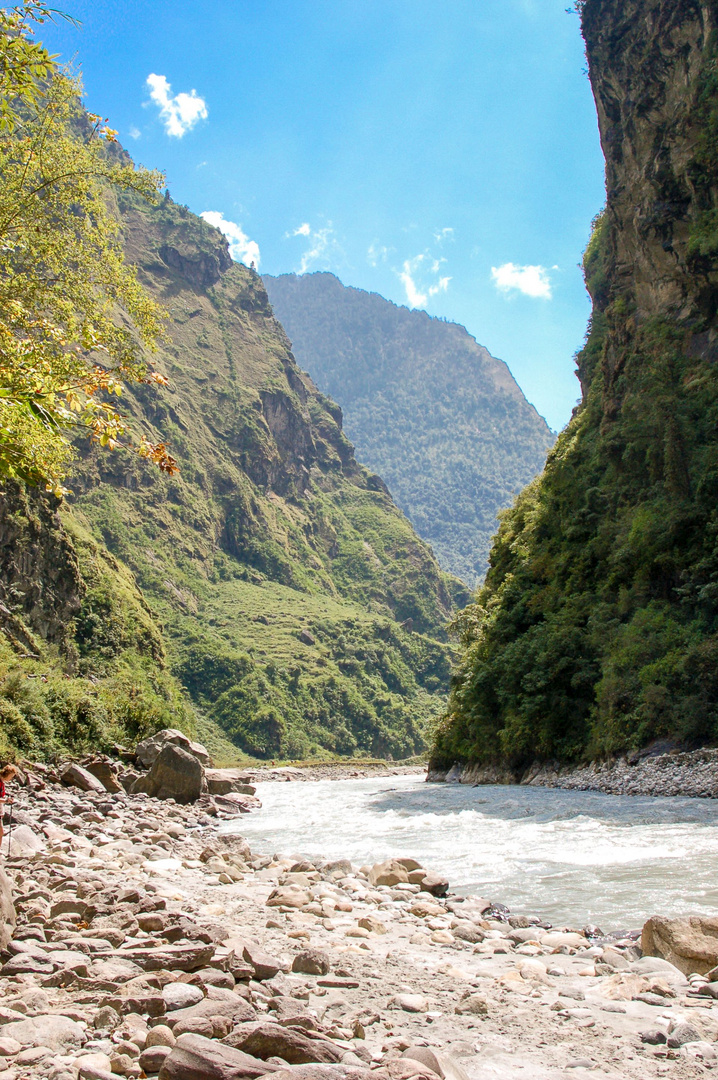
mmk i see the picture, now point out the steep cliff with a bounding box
[37,187,463,762]
[432,0,718,771]
[264,272,554,585]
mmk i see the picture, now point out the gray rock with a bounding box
[115,943,215,972]
[6,823,43,856]
[291,949,330,976]
[135,729,210,769]
[158,1033,276,1079]
[1,953,53,976]
[132,744,203,804]
[205,770,256,796]
[60,763,106,793]
[140,1044,172,1074]
[667,1022,702,1048]
[243,941,282,980]
[223,1022,343,1064]
[165,990,254,1031]
[419,872,449,898]
[162,983,204,1011]
[85,760,123,794]
[0,1014,84,1050]
[640,1029,667,1045]
[393,994,428,1013]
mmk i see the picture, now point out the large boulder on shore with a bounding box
[60,762,106,794]
[205,768,256,796]
[132,744,203,804]
[0,868,15,949]
[367,860,410,887]
[135,728,211,769]
[642,915,718,975]
[158,1033,277,1079]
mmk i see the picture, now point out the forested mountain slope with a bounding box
[264,272,554,585]
[0,167,469,762]
[432,0,718,772]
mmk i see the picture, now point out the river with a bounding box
[222,774,718,930]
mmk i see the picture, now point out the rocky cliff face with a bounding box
[264,272,554,586]
[28,186,464,763]
[431,0,718,772]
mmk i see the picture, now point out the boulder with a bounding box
[132,744,203,804]
[6,823,43,857]
[0,870,15,949]
[165,990,255,1031]
[60,762,106,793]
[367,860,409,887]
[140,1044,172,1074]
[205,770,257,796]
[642,916,718,975]
[0,1014,84,1050]
[243,941,282,980]
[158,1033,277,1080]
[402,1047,470,1080]
[162,983,204,1011]
[85,759,123,794]
[224,1022,343,1064]
[118,943,215,972]
[266,887,311,909]
[392,994,428,1013]
[291,949,330,976]
[419,872,449,898]
[357,916,387,935]
[135,728,211,769]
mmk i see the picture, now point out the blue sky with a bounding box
[43,0,605,432]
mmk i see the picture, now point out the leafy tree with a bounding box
[0,2,177,490]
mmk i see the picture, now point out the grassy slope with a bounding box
[55,191,466,762]
[264,272,555,586]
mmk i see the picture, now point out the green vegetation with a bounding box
[0,3,176,491]
[264,272,554,585]
[0,10,463,763]
[0,487,194,762]
[432,13,718,773]
[56,191,459,762]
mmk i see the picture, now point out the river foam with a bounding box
[222,775,718,930]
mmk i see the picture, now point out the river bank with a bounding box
[0,763,717,1079]
[243,763,425,783]
[428,747,718,800]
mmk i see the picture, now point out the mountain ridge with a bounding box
[0,158,469,762]
[263,271,555,586]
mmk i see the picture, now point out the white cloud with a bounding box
[146,73,208,138]
[398,254,452,309]
[201,211,260,268]
[128,125,141,140]
[434,227,454,243]
[367,242,392,267]
[491,262,553,299]
[286,221,340,273]
[400,256,428,307]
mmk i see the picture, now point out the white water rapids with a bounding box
[222,774,718,930]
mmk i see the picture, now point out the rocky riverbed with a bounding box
[429,747,718,800]
[1,752,718,1079]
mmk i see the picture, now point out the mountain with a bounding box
[431,0,718,773]
[263,272,554,586]
[0,180,471,764]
